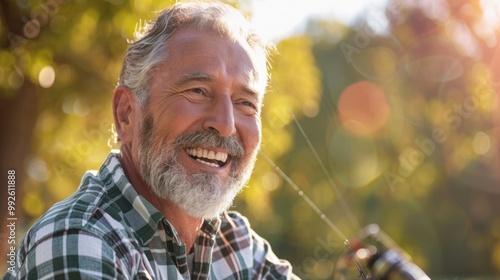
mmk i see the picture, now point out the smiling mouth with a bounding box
[186,147,229,168]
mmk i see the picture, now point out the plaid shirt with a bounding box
[4,152,296,279]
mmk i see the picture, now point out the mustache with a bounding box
[172,130,244,159]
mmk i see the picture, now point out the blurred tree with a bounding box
[260,0,500,278]
[379,0,500,276]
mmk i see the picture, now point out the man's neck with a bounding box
[117,146,203,251]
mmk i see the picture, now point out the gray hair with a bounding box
[118,1,274,106]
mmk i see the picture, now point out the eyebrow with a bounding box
[175,71,262,100]
[175,72,213,87]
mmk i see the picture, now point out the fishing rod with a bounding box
[260,82,430,280]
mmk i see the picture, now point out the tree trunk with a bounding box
[0,0,39,272]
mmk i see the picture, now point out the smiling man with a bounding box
[3,1,297,279]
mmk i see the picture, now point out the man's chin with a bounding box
[149,180,238,219]
[177,195,233,219]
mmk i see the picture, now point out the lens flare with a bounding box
[38,65,55,88]
[338,81,390,136]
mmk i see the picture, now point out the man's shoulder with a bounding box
[216,212,296,279]
[25,170,128,247]
[8,165,149,279]
[218,211,259,246]
[221,211,252,233]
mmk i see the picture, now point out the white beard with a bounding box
[137,115,257,219]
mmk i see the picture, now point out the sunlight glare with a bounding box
[338,81,390,136]
[250,0,389,42]
[38,65,55,88]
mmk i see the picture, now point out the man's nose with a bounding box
[202,96,236,137]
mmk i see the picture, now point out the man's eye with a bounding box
[190,88,204,94]
[242,100,256,108]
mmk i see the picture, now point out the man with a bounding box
[3,1,297,279]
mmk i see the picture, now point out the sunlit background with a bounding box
[1,0,500,279]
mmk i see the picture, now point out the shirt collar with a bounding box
[99,151,164,245]
[200,217,221,239]
[98,151,222,245]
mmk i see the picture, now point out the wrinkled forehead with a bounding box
[166,27,269,94]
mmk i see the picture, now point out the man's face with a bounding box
[136,28,265,218]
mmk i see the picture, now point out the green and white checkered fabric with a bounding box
[3,152,294,279]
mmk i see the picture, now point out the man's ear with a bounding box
[113,85,139,143]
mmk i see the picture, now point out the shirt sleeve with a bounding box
[11,229,132,280]
[224,212,300,280]
[250,228,300,280]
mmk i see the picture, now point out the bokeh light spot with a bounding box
[261,171,281,192]
[338,81,390,136]
[473,131,492,156]
[26,156,49,183]
[73,98,90,117]
[22,192,45,218]
[38,65,55,88]
[302,99,319,118]
[62,94,76,114]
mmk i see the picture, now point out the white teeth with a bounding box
[215,152,222,161]
[208,150,215,159]
[219,152,228,162]
[196,159,219,167]
[186,148,229,165]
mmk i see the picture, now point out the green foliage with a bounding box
[248,1,500,279]
[239,34,323,243]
